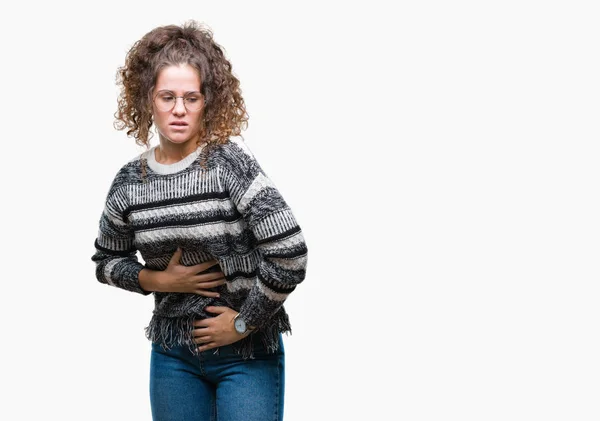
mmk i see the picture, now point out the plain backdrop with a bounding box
[1,1,599,420]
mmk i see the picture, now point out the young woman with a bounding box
[91,20,308,421]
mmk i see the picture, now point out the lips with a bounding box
[169,121,188,126]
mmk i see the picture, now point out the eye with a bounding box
[186,96,201,103]
[160,95,175,101]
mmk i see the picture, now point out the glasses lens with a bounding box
[154,92,204,112]
[155,92,176,112]
[184,94,204,112]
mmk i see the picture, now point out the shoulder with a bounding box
[106,152,146,197]
[211,138,257,164]
[224,138,256,159]
[209,138,262,177]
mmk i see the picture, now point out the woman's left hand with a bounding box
[192,306,249,352]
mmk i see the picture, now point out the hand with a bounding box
[160,248,226,296]
[192,306,249,352]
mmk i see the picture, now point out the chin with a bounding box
[167,137,192,144]
[164,133,197,145]
[157,127,201,146]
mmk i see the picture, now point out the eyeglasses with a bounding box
[153,90,205,112]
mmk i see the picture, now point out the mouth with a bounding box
[169,122,188,130]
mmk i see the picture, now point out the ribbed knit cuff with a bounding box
[119,262,151,296]
[238,305,264,330]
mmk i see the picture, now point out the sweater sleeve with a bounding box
[91,176,150,296]
[221,140,308,328]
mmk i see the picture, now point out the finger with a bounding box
[191,325,209,336]
[193,320,210,329]
[189,260,219,273]
[168,247,183,266]
[195,278,226,288]
[197,342,218,352]
[193,335,211,344]
[194,290,221,298]
[192,329,209,338]
[204,306,228,315]
[192,272,226,282]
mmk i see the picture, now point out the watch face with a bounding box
[234,317,247,334]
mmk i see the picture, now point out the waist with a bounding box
[151,332,285,359]
[146,312,290,359]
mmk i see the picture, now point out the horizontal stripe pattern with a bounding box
[257,280,291,301]
[267,254,308,271]
[127,169,223,205]
[92,138,307,353]
[227,276,256,292]
[252,209,298,241]
[96,231,135,252]
[259,230,306,253]
[238,173,276,213]
[134,219,246,244]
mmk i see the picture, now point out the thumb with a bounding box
[169,247,183,266]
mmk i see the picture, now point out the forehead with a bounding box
[155,64,202,91]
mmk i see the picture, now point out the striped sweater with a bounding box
[91,138,308,357]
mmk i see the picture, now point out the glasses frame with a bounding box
[153,90,206,112]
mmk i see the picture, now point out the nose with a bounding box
[172,97,186,115]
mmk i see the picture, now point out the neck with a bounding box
[156,135,201,164]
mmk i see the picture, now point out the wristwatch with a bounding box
[233,313,250,335]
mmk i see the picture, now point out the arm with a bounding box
[222,140,308,329]
[91,183,150,295]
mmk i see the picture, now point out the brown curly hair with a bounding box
[114,20,249,163]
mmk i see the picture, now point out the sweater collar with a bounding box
[144,145,203,175]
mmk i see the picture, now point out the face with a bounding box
[152,63,205,148]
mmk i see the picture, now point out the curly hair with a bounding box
[114,20,249,158]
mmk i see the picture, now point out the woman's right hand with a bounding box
[152,248,226,296]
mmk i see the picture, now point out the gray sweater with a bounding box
[91,138,308,357]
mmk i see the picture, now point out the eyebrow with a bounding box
[156,89,201,94]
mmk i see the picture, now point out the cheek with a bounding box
[153,112,167,127]
[186,114,203,131]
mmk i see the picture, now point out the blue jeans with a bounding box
[149,334,285,421]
